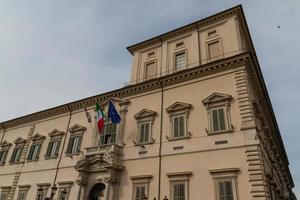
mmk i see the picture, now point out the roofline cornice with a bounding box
[126,5,242,55]
[0,53,250,130]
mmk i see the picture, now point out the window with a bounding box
[217,180,233,200]
[46,129,64,159]
[172,182,185,200]
[17,185,30,200]
[0,141,11,166]
[27,134,45,161]
[144,61,156,80]
[0,192,8,200]
[167,172,191,200]
[99,122,117,146]
[27,143,41,161]
[175,52,186,70]
[166,102,192,140]
[130,175,152,200]
[172,115,185,138]
[207,40,222,60]
[211,107,227,132]
[35,184,50,200]
[134,184,147,200]
[10,137,26,164]
[57,182,73,200]
[134,109,156,145]
[138,122,151,144]
[0,150,8,165]
[202,93,233,134]
[209,168,239,200]
[66,124,85,155]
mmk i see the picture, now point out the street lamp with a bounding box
[163,196,168,200]
[60,188,68,200]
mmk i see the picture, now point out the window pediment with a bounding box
[31,133,46,141]
[202,92,232,105]
[134,109,157,120]
[166,102,192,113]
[0,140,12,148]
[69,124,86,133]
[14,137,27,144]
[48,129,65,137]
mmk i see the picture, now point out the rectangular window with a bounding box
[175,52,186,70]
[208,41,221,60]
[58,189,68,200]
[218,181,234,200]
[211,107,227,132]
[0,150,8,165]
[0,192,8,200]
[134,185,147,200]
[46,140,61,158]
[36,189,47,200]
[144,62,156,80]
[17,191,27,200]
[99,122,117,146]
[27,143,41,161]
[66,135,82,155]
[10,147,22,163]
[172,115,185,138]
[138,122,150,144]
[172,182,185,200]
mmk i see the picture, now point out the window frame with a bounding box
[57,181,73,200]
[45,129,64,159]
[27,134,45,162]
[0,141,11,166]
[134,109,156,146]
[17,185,30,200]
[202,93,233,135]
[98,120,117,147]
[167,171,192,200]
[130,175,152,200]
[0,186,11,200]
[10,138,27,164]
[206,38,223,61]
[166,102,192,141]
[174,50,187,71]
[171,114,187,139]
[144,60,157,81]
[209,168,239,200]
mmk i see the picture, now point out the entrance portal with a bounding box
[89,183,106,200]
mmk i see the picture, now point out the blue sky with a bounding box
[0,0,299,196]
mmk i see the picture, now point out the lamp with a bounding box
[61,188,68,200]
[163,196,168,200]
[45,184,58,200]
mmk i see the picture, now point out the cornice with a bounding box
[0,53,250,130]
[126,5,242,55]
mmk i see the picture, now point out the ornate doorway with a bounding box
[89,183,106,200]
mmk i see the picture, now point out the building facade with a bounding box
[0,5,296,200]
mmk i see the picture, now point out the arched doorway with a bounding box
[89,183,106,200]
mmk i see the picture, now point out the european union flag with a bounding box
[108,100,121,124]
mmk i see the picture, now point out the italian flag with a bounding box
[96,102,105,134]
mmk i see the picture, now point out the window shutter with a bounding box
[141,186,146,199]
[0,192,7,200]
[178,184,185,200]
[135,187,141,200]
[144,123,150,143]
[225,181,233,200]
[46,141,53,157]
[76,135,82,153]
[212,109,219,132]
[218,108,226,131]
[208,41,221,59]
[173,184,178,200]
[139,124,145,143]
[179,116,185,137]
[27,145,34,160]
[0,151,4,163]
[66,137,74,154]
[10,148,17,163]
[173,117,179,138]
[55,140,61,156]
[218,182,225,200]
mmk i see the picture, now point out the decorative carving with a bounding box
[69,124,86,133]
[48,129,65,137]
[0,140,12,148]
[134,109,157,120]
[202,92,232,105]
[166,102,192,114]
[14,137,27,144]
[31,133,46,141]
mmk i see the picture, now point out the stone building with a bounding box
[0,5,296,200]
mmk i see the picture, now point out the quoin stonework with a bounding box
[0,5,297,200]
